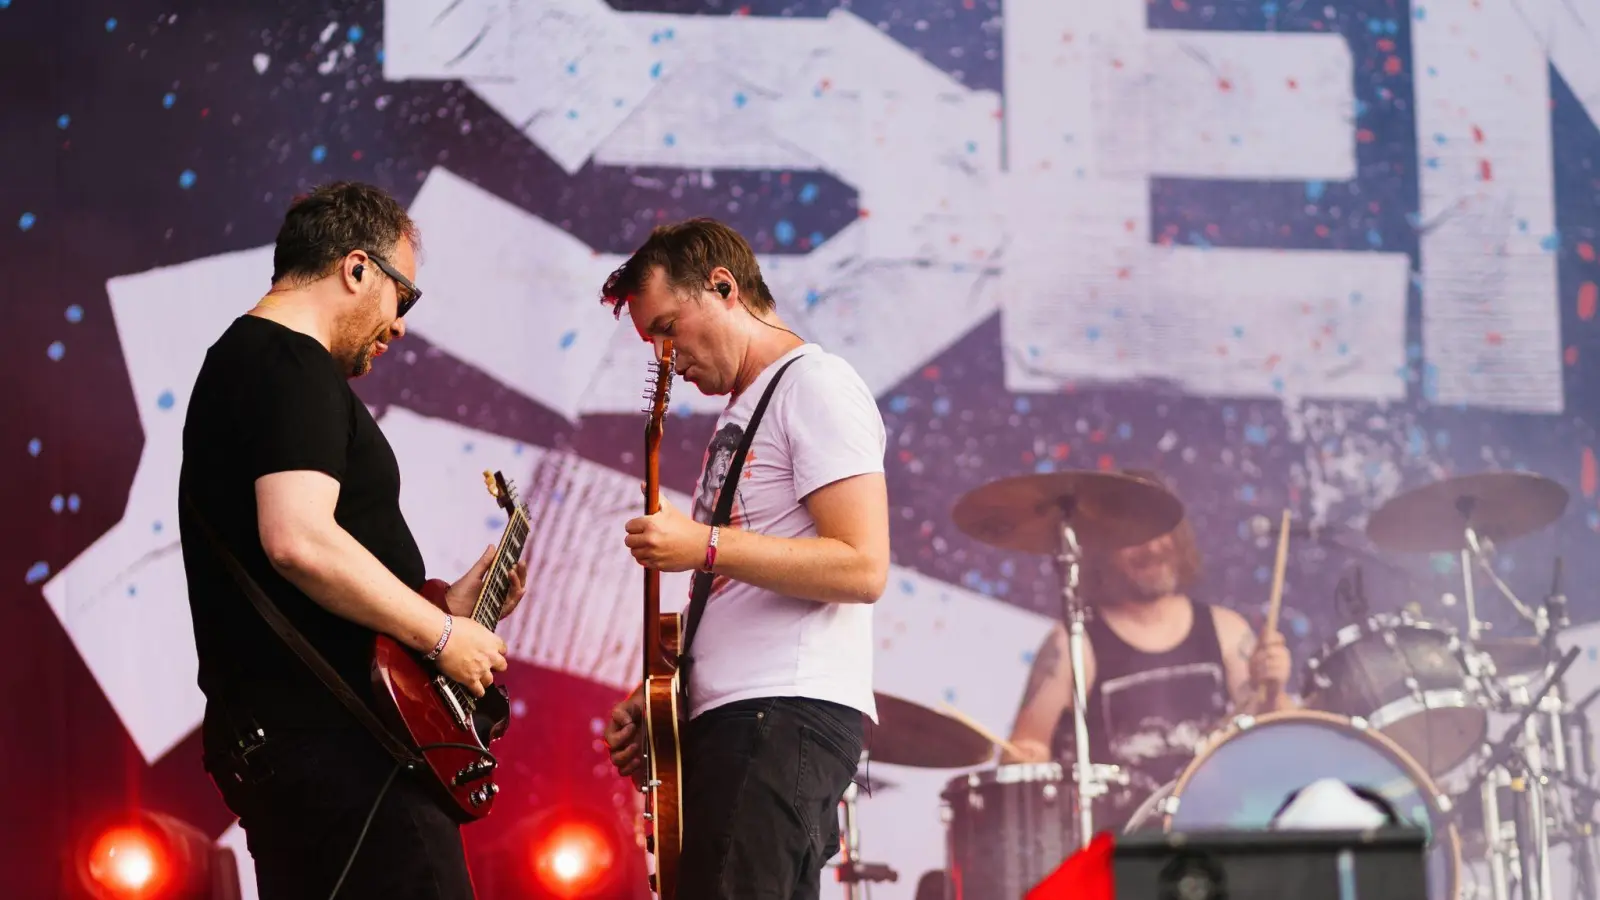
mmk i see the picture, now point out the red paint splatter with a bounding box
[819,78,832,91]
[1052,444,1071,460]
[1172,0,1189,10]
[1218,78,1233,92]
[899,449,916,463]
[1356,129,1375,143]
[1090,429,1106,444]
[200,108,209,118]
[921,365,941,380]
[1286,78,1299,90]
[1377,39,1396,52]
[963,0,974,8]
[1384,56,1402,76]
[1479,160,1493,181]
[858,208,871,219]
[1125,219,1137,232]
[1061,31,1075,43]
[1584,447,1598,498]
[1021,451,1035,464]
[1117,267,1131,280]
[351,150,363,161]
[1265,354,1282,370]
[1580,282,1598,320]
[1472,125,1485,143]
[1097,454,1116,471]
[1566,346,1579,366]
[1205,222,1221,238]
[1579,242,1597,262]
[1485,332,1504,346]
[1216,345,1228,356]
[1112,58,1124,69]
[1315,224,1331,237]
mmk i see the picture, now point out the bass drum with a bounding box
[1124,710,1460,900]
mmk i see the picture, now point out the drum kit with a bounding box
[836,469,1599,900]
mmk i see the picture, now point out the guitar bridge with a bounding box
[433,675,471,729]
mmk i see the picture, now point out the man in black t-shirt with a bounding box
[178,182,525,900]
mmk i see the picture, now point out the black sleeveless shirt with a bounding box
[1049,599,1231,828]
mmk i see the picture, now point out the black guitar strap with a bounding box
[677,355,803,696]
[180,491,423,768]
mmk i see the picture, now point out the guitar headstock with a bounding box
[644,338,676,448]
[484,470,520,514]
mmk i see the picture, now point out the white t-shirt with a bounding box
[685,343,884,723]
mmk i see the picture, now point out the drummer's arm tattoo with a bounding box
[1020,633,1063,709]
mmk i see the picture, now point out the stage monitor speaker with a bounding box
[1112,827,1429,900]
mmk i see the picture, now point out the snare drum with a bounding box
[1302,612,1487,776]
[1124,710,1461,900]
[941,763,1075,899]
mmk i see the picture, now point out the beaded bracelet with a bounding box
[425,614,453,661]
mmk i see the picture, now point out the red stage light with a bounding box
[83,822,172,899]
[527,811,623,898]
[71,811,239,900]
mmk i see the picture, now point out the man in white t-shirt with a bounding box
[598,218,889,899]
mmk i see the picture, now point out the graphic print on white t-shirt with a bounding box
[684,343,884,723]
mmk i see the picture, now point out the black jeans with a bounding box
[206,727,474,900]
[679,696,866,900]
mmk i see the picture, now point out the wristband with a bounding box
[703,526,721,573]
[425,614,453,661]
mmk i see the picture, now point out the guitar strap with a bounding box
[180,491,423,769]
[677,355,803,698]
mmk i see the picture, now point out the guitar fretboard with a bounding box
[441,505,531,715]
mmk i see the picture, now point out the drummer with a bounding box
[1002,468,1296,830]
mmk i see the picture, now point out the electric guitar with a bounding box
[371,470,530,822]
[640,341,685,898]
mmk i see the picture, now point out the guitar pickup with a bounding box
[453,758,496,786]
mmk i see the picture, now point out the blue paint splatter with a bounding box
[900,579,915,594]
[27,438,41,457]
[347,24,364,42]
[1117,423,1132,440]
[127,585,137,596]
[310,145,327,163]
[966,140,978,153]
[1255,565,1270,583]
[649,61,663,79]
[152,520,163,533]
[1014,397,1031,414]
[1237,484,1257,502]
[18,212,35,231]
[566,61,579,74]
[485,516,502,531]
[46,341,64,361]
[1021,649,1035,665]
[1434,430,1451,449]
[1415,6,1427,20]
[105,18,117,31]
[1366,228,1383,248]
[798,183,819,204]
[1222,406,1238,424]
[50,495,64,514]
[774,220,795,246]
[1262,2,1279,15]
[462,442,475,453]
[558,330,577,349]
[25,562,49,585]
[1243,424,1269,445]
[804,288,822,309]
[157,390,175,410]
[178,169,197,189]
[809,231,824,246]
[1034,459,1056,473]
[1233,325,1245,338]
[65,304,83,323]
[566,109,578,119]
[163,92,176,108]
[1305,181,1325,201]
[67,494,80,513]
[663,133,676,147]
[1540,233,1560,252]
[931,396,951,416]
[888,395,912,415]
[56,114,69,128]
[1086,326,1101,343]
[733,92,747,108]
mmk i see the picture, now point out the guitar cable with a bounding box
[325,741,498,900]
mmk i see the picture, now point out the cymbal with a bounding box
[1365,472,1569,553]
[867,693,996,769]
[951,471,1185,555]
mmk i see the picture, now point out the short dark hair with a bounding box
[270,182,419,286]
[600,218,775,318]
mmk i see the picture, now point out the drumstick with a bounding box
[1257,509,1291,709]
[938,701,1026,760]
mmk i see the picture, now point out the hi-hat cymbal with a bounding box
[1475,637,1552,678]
[867,693,996,769]
[951,471,1185,555]
[1365,472,1569,553]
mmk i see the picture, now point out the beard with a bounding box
[332,288,387,377]
[1094,559,1181,603]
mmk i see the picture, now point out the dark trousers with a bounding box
[679,696,866,900]
[206,727,474,900]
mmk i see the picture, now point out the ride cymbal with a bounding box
[1366,472,1568,553]
[951,471,1185,555]
[867,693,996,769]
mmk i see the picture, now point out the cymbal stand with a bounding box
[835,762,897,899]
[1056,502,1122,848]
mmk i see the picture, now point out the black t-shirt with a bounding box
[178,314,425,745]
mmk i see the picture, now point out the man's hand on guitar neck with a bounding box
[602,686,646,787]
[444,544,529,620]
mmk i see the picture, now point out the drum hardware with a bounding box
[952,470,1184,849]
[836,767,898,900]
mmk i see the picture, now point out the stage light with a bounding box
[71,810,239,900]
[530,814,620,898]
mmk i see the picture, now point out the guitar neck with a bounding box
[471,506,531,632]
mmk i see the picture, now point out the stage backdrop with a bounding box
[6,0,1600,897]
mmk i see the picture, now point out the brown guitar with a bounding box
[639,339,684,899]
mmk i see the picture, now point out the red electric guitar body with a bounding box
[640,341,685,899]
[371,470,530,822]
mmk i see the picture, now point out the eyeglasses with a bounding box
[362,251,422,318]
